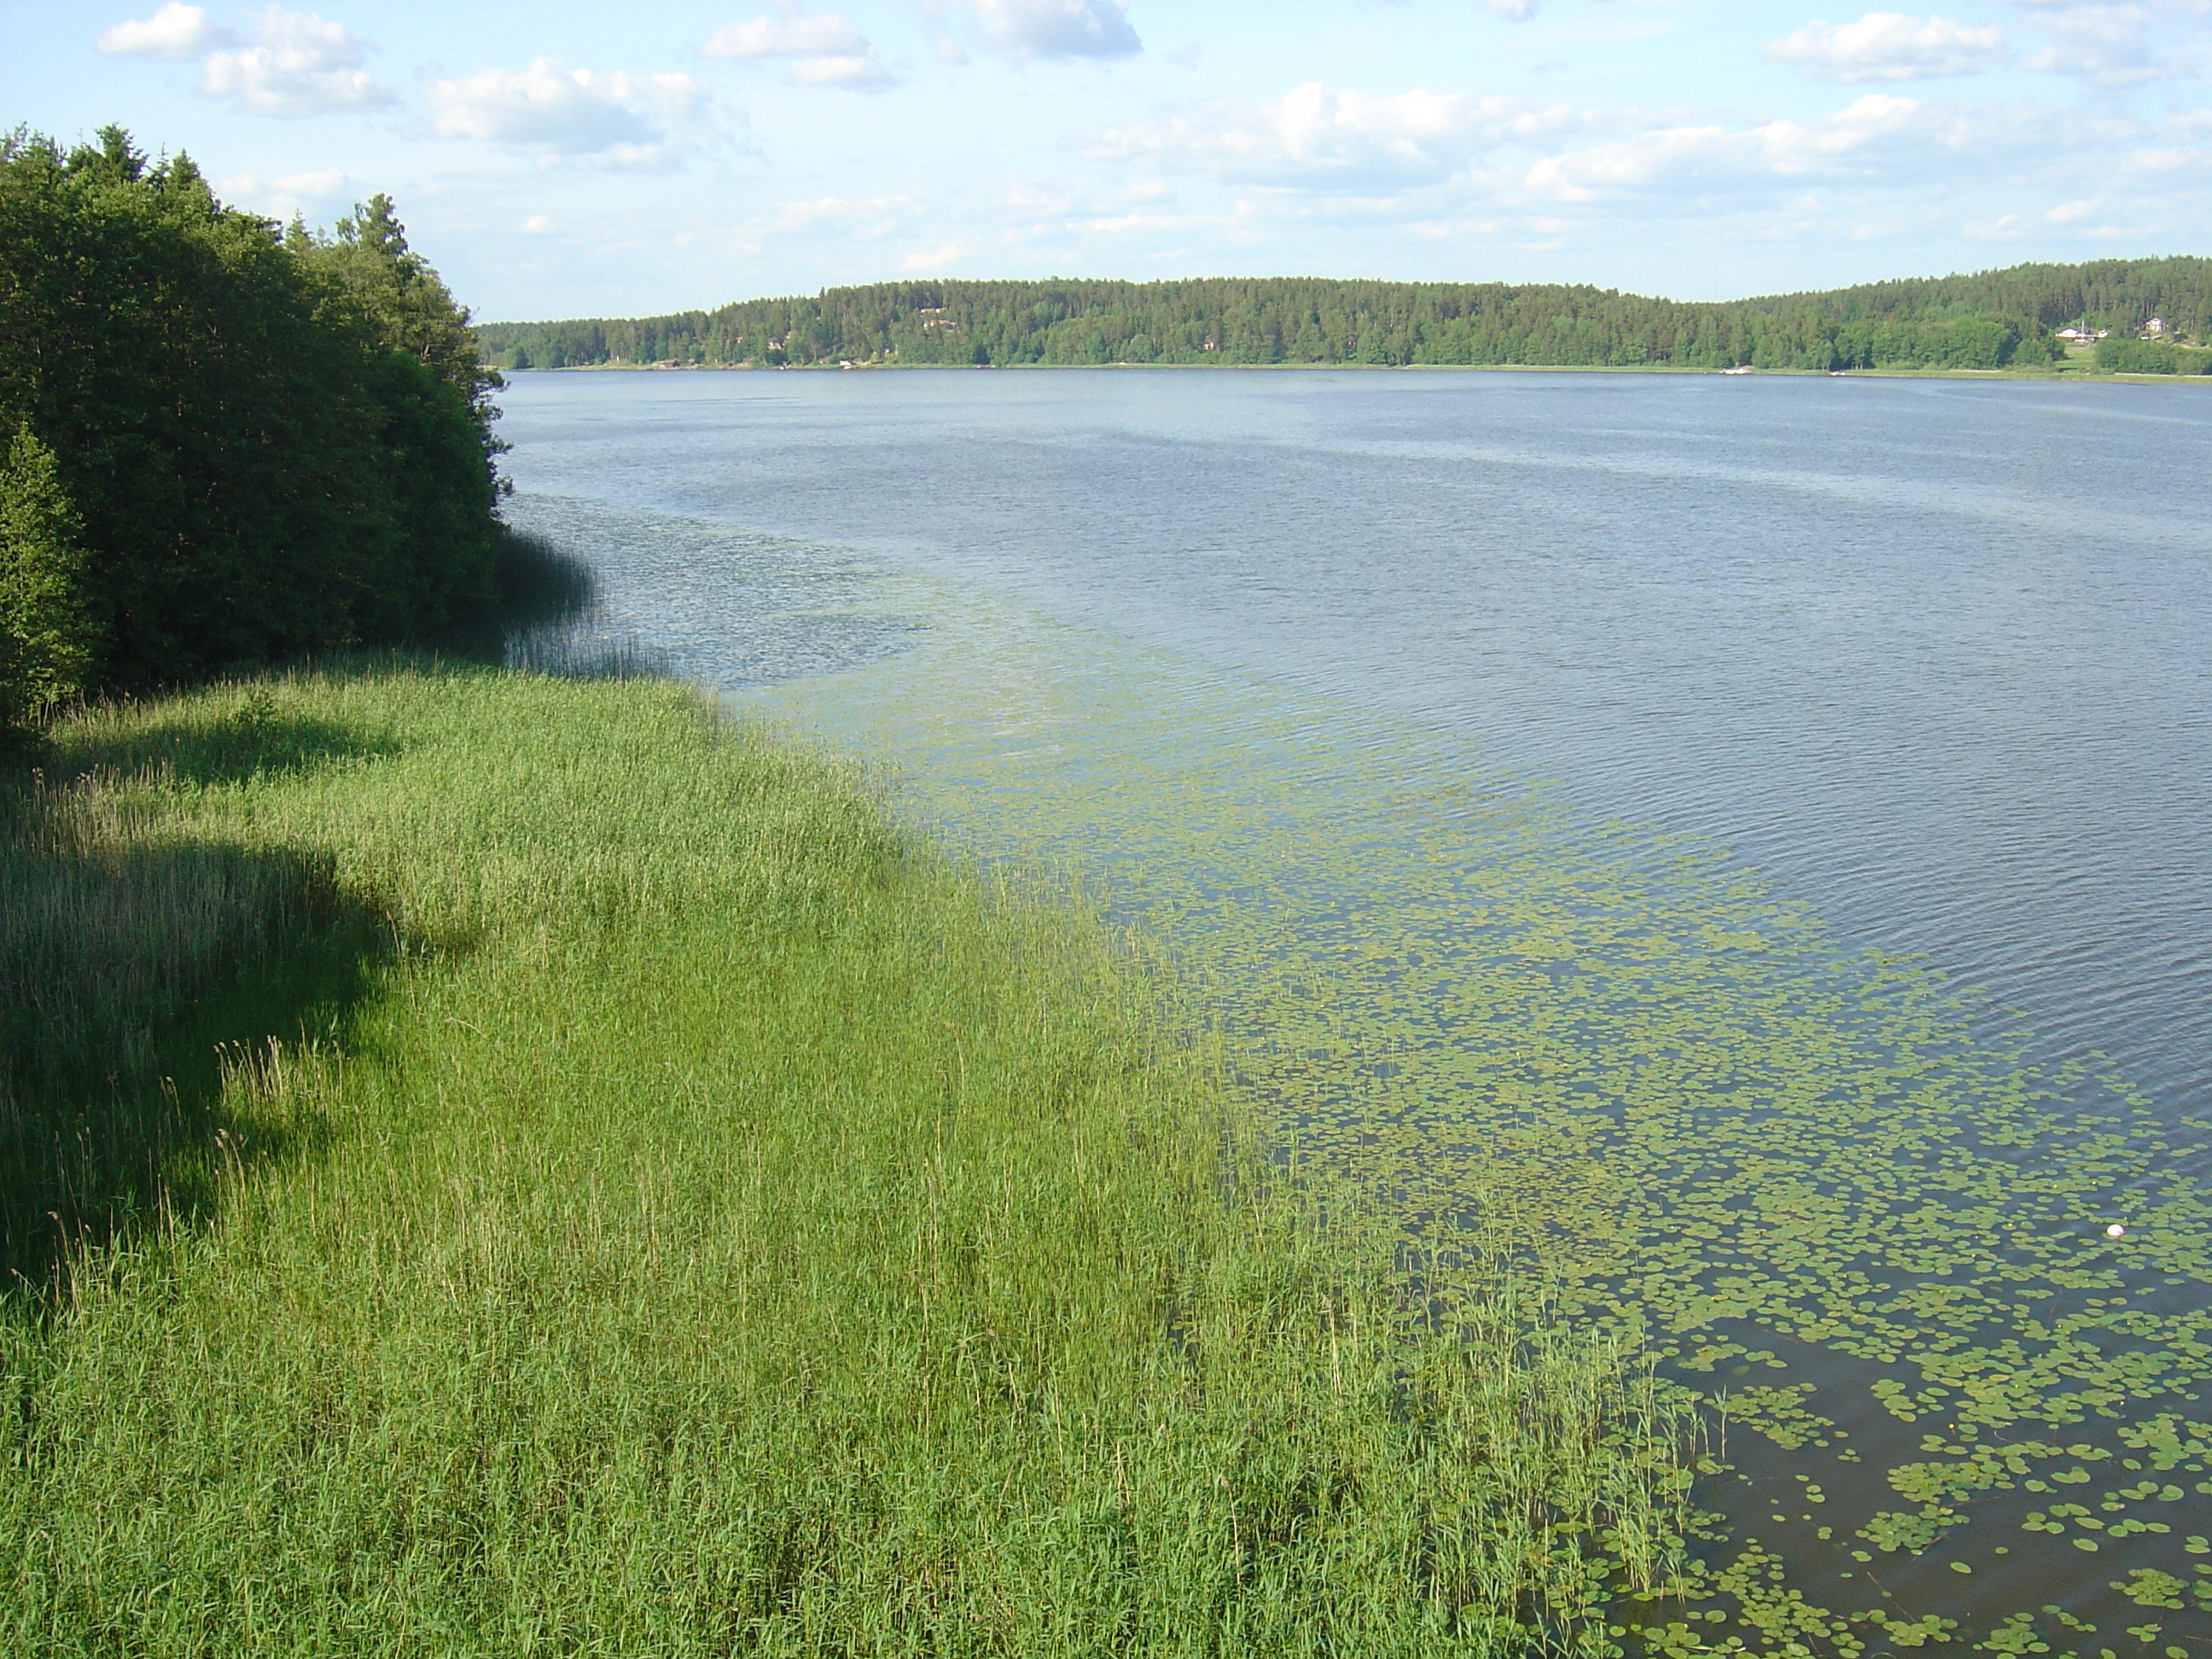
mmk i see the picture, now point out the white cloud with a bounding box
[1965,195,2137,237]
[1484,0,1541,17]
[901,239,978,269]
[2010,1,2209,87]
[2121,113,2212,173]
[978,177,1260,247]
[424,59,730,168]
[214,166,347,218]
[1763,13,2011,80]
[95,2,231,60]
[785,53,895,86]
[701,9,894,88]
[767,195,921,235]
[1522,94,2062,201]
[198,8,393,116]
[95,4,389,117]
[1081,84,1584,188]
[702,8,868,56]
[946,0,1140,61]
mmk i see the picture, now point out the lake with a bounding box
[498,367,2212,1649]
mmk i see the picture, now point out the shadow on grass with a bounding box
[432,524,600,665]
[1,531,603,1291]
[59,700,404,789]
[0,839,395,1296]
[1,732,399,1296]
[444,522,674,681]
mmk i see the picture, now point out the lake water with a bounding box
[498,368,2212,1648]
[498,368,2210,1108]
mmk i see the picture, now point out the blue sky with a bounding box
[5,0,2208,319]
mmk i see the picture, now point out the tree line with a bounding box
[0,125,519,740]
[475,258,2212,375]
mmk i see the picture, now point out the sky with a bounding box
[4,0,2209,319]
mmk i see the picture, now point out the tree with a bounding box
[0,127,509,717]
[0,425,94,725]
[471,259,2212,376]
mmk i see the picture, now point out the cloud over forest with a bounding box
[702,8,895,89]
[98,4,393,115]
[424,60,731,168]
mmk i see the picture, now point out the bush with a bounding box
[2094,335,2212,375]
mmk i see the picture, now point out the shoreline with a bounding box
[495,358,2207,385]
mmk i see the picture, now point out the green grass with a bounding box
[0,664,1692,1656]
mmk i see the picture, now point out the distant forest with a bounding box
[476,257,2212,375]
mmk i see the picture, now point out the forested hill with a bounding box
[476,257,2212,375]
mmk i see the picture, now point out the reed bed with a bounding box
[0,665,1692,1656]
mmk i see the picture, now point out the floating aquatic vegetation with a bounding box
[731,566,2212,1657]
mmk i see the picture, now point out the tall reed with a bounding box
[0,665,1693,1656]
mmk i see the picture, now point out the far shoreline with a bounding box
[492,358,2211,386]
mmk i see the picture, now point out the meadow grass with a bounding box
[0,664,1691,1656]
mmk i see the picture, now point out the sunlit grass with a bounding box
[0,664,1691,1656]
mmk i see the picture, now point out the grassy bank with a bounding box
[0,665,1691,1656]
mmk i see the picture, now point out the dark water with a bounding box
[497,367,2212,1112]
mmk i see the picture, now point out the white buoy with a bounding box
[2105,1223,2127,1239]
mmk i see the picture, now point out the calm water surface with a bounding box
[498,368,2212,1109]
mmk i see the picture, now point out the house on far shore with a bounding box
[2055,327,2110,345]
[2141,317,2169,337]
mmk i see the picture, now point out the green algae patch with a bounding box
[741,575,2212,1657]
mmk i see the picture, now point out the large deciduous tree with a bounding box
[0,125,507,725]
[0,426,95,731]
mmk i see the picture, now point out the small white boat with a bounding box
[1722,364,1755,375]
